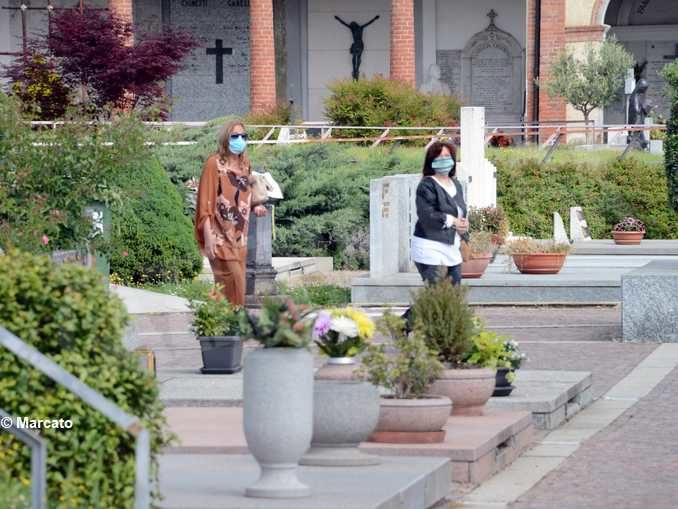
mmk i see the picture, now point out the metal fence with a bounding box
[0,327,150,509]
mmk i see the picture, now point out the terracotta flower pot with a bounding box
[369,395,452,444]
[461,253,492,279]
[430,367,496,416]
[512,253,567,275]
[612,231,645,245]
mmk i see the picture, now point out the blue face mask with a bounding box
[229,135,247,155]
[431,156,454,174]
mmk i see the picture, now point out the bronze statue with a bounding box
[334,15,380,80]
[627,78,652,149]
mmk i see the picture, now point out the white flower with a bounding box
[330,316,359,338]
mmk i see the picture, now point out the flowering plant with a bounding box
[613,217,645,232]
[465,318,527,379]
[313,307,375,358]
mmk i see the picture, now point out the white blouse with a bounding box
[411,177,463,267]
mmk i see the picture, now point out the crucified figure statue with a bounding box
[334,15,380,80]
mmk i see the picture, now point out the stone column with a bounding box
[250,0,277,113]
[390,0,415,86]
[246,204,277,302]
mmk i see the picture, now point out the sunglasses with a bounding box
[230,133,248,140]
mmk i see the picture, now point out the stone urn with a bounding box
[300,358,381,466]
[512,253,567,274]
[461,253,492,279]
[430,367,496,416]
[369,395,452,443]
[243,348,313,498]
[612,231,645,245]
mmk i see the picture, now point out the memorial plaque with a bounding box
[460,11,523,124]
[436,50,462,96]
[470,46,513,113]
[164,0,250,121]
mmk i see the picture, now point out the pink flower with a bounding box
[122,250,129,257]
[41,235,49,246]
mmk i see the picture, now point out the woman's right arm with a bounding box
[416,181,448,230]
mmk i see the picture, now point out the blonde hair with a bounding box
[217,119,250,172]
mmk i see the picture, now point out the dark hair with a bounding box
[422,141,457,177]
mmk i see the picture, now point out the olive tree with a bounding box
[541,40,634,141]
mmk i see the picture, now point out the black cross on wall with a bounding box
[664,44,678,61]
[206,39,232,84]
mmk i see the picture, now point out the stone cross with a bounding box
[246,203,277,302]
[206,39,233,84]
[486,9,498,27]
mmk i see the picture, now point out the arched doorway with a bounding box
[603,0,678,124]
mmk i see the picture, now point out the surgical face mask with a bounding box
[431,156,454,174]
[229,135,247,154]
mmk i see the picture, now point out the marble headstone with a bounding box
[553,212,569,244]
[569,207,591,242]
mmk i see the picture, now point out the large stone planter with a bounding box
[512,253,567,274]
[369,395,452,443]
[461,253,492,279]
[243,348,313,498]
[301,359,380,466]
[613,231,645,245]
[430,368,496,416]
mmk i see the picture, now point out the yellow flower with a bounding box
[330,307,375,340]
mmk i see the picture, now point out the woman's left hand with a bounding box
[253,205,267,217]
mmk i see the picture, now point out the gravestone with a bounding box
[246,203,277,301]
[553,213,569,244]
[461,11,523,125]
[165,0,250,121]
[569,207,592,242]
[435,50,462,96]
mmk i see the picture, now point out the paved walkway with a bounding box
[512,365,678,509]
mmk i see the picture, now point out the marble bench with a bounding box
[622,260,678,342]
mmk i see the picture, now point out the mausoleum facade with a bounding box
[0,0,676,123]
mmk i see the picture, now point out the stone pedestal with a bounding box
[246,204,277,302]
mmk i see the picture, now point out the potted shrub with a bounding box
[465,319,526,397]
[412,280,496,416]
[461,231,495,278]
[360,312,451,444]
[506,238,571,274]
[468,206,510,246]
[242,298,315,498]
[612,217,646,245]
[301,308,381,466]
[190,292,249,374]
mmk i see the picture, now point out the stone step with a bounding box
[159,454,450,509]
[570,239,678,256]
[163,406,534,486]
[487,370,593,429]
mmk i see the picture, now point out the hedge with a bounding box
[0,251,171,508]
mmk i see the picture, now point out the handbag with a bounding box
[250,173,269,206]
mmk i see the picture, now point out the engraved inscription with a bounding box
[436,50,462,96]
[471,47,513,111]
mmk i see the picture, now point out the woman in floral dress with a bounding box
[195,120,267,305]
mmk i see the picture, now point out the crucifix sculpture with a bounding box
[206,39,233,84]
[334,15,380,80]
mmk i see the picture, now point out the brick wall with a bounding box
[250,0,277,113]
[538,0,567,127]
[390,0,415,87]
[108,0,134,29]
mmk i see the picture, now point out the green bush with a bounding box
[324,75,460,138]
[279,283,351,306]
[108,156,202,284]
[662,61,678,211]
[0,251,171,508]
[492,150,678,239]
